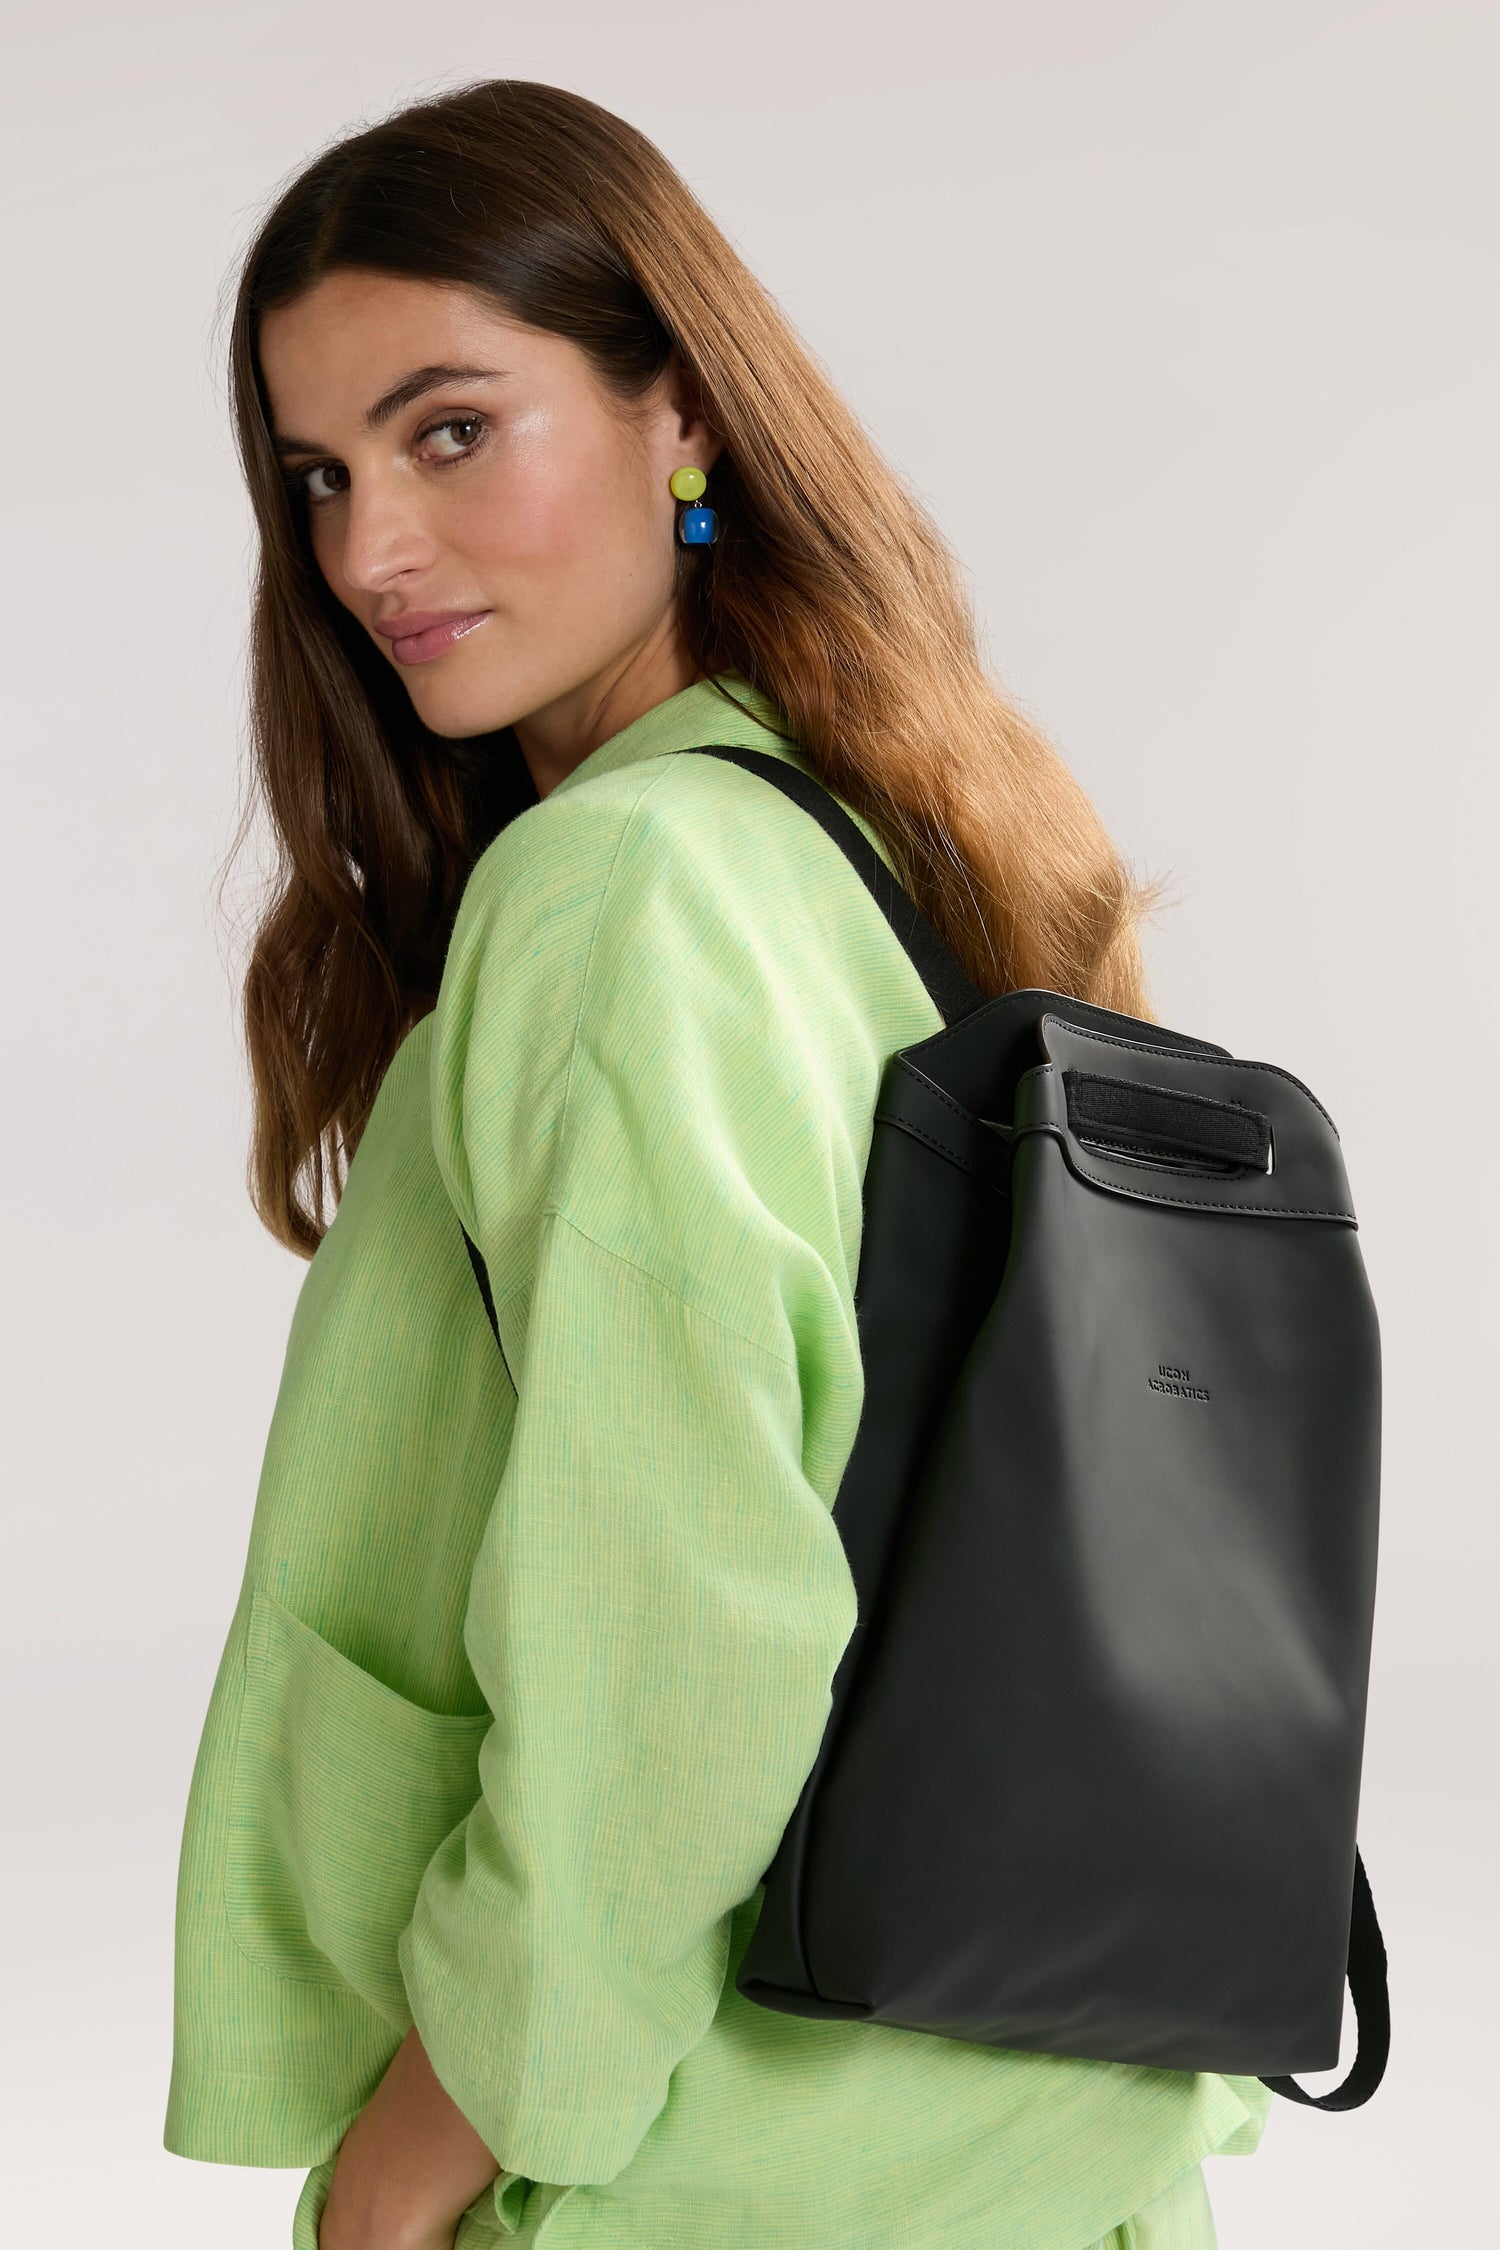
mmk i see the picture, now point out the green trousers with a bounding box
[294,2157,1217,2248]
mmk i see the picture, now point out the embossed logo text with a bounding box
[1148,1362,1210,1402]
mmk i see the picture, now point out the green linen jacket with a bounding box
[164,673,1271,2249]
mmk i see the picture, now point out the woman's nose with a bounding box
[336,472,437,595]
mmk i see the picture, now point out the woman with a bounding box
[164,79,1271,2250]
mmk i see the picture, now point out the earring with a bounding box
[670,464,717,545]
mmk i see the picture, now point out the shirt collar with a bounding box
[547,672,798,801]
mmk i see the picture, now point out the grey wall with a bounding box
[3,3,1493,2241]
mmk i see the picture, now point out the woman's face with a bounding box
[257,269,720,752]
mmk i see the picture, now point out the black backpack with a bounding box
[462,741,1389,2112]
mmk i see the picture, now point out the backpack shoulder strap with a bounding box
[1261,1847,1391,2110]
[675,743,986,1028]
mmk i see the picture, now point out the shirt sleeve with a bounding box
[397,762,898,2185]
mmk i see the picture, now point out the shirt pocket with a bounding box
[225,1587,491,2026]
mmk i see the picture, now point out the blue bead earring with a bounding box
[670,465,717,545]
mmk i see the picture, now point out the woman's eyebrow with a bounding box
[273,364,507,455]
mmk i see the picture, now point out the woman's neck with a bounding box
[512,623,702,799]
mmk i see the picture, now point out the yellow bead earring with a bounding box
[670,464,716,545]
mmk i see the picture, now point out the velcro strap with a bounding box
[1063,1070,1271,1172]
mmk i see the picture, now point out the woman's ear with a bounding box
[659,347,725,474]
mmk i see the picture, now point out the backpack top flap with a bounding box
[1019,1013,1356,1223]
[887,986,1229,1140]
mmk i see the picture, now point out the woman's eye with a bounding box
[422,414,486,460]
[301,461,349,503]
[286,414,486,506]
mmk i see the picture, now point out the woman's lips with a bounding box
[374,610,490,665]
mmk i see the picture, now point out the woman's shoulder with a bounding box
[449,738,893,994]
[436,738,942,1129]
[429,737,942,1282]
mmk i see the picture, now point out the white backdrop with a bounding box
[3,3,1494,2243]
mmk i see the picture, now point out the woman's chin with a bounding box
[406,678,522,741]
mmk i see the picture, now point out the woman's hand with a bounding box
[320,2212,454,2250]
[317,2025,501,2250]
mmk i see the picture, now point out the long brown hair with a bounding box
[227,78,1154,1256]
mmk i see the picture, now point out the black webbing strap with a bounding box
[674,744,987,1028]
[461,1220,514,1389]
[1261,1849,1390,2110]
[1064,1069,1272,1173]
[461,1223,499,1340]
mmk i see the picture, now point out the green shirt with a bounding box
[165,673,1270,2249]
